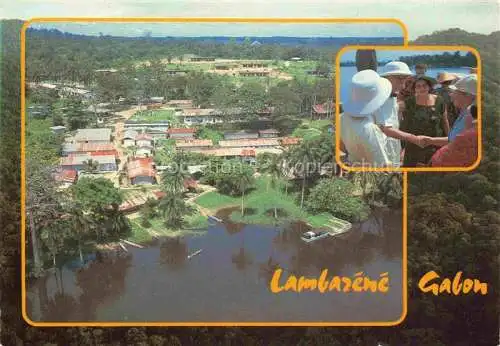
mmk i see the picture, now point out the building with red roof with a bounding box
[127,157,157,185]
[53,168,78,186]
[167,127,196,139]
[175,139,213,151]
[280,137,302,146]
[312,101,336,118]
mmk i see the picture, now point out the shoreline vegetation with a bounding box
[194,177,363,228]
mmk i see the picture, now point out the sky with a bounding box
[1,0,499,40]
[28,22,404,38]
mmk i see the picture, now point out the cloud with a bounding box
[3,0,499,39]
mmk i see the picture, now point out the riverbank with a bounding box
[194,177,350,229]
[127,208,209,244]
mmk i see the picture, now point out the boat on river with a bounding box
[301,230,331,243]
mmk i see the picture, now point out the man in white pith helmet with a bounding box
[373,61,426,167]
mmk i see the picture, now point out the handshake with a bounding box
[413,135,436,148]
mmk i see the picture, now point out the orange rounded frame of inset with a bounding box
[334,45,482,173]
[21,17,408,327]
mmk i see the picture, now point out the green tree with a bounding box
[139,197,159,227]
[306,178,370,222]
[69,208,95,264]
[288,139,322,208]
[158,193,190,228]
[161,162,190,195]
[71,177,123,232]
[26,160,61,275]
[236,168,254,216]
[40,219,70,268]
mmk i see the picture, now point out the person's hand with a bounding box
[411,135,427,148]
[417,136,433,148]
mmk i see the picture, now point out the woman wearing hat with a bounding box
[429,105,478,167]
[400,75,448,167]
[435,72,460,127]
[340,70,392,167]
[420,74,478,148]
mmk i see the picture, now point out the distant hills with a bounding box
[26,28,403,47]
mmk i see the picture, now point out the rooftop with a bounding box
[280,137,302,146]
[136,133,153,141]
[167,128,196,134]
[74,128,112,142]
[53,169,77,183]
[127,157,156,179]
[123,130,139,139]
[219,138,280,147]
[190,147,281,157]
[61,153,116,166]
[63,142,116,153]
[258,129,279,134]
[175,139,213,148]
[312,102,335,114]
[189,147,256,157]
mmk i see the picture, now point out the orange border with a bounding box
[335,45,482,173]
[21,18,408,327]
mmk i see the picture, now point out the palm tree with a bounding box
[70,208,94,264]
[158,193,190,228]
[259,153,285,219]
[258,153,283,192]
[289,140,322,208]
[139,197,158,227]
[82,159,99,174]
[237,170,254,216]
[161,158,190,195]
[105,203,130,239]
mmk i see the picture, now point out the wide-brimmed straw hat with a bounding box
[380,61,413,77]
[437,72,457,84]
[343,69,392,117]
[449,74,477,96]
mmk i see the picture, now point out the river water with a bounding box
[27,208,403,323]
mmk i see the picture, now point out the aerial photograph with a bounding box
[24,21,404,322]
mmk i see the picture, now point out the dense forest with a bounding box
[398,51,477,68]
[25,28,399,84]
[1,21,499,345]
[340,51,477,68]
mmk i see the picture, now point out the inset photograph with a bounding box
[336,47,479,171]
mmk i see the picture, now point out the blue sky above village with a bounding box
[3,0,499,40]
[29,22,404,38]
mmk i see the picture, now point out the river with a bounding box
[339,66,473,101]
[27,208,403,323]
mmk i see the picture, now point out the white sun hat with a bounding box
[380,61,413,77]
[449,74,477,96]
[343,69,392,117]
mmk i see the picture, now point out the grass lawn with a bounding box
[292,119,331,141]
[127,208,209,244]
[129,109,177,123]
[194,177,346,229]
[276,60,318,80]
